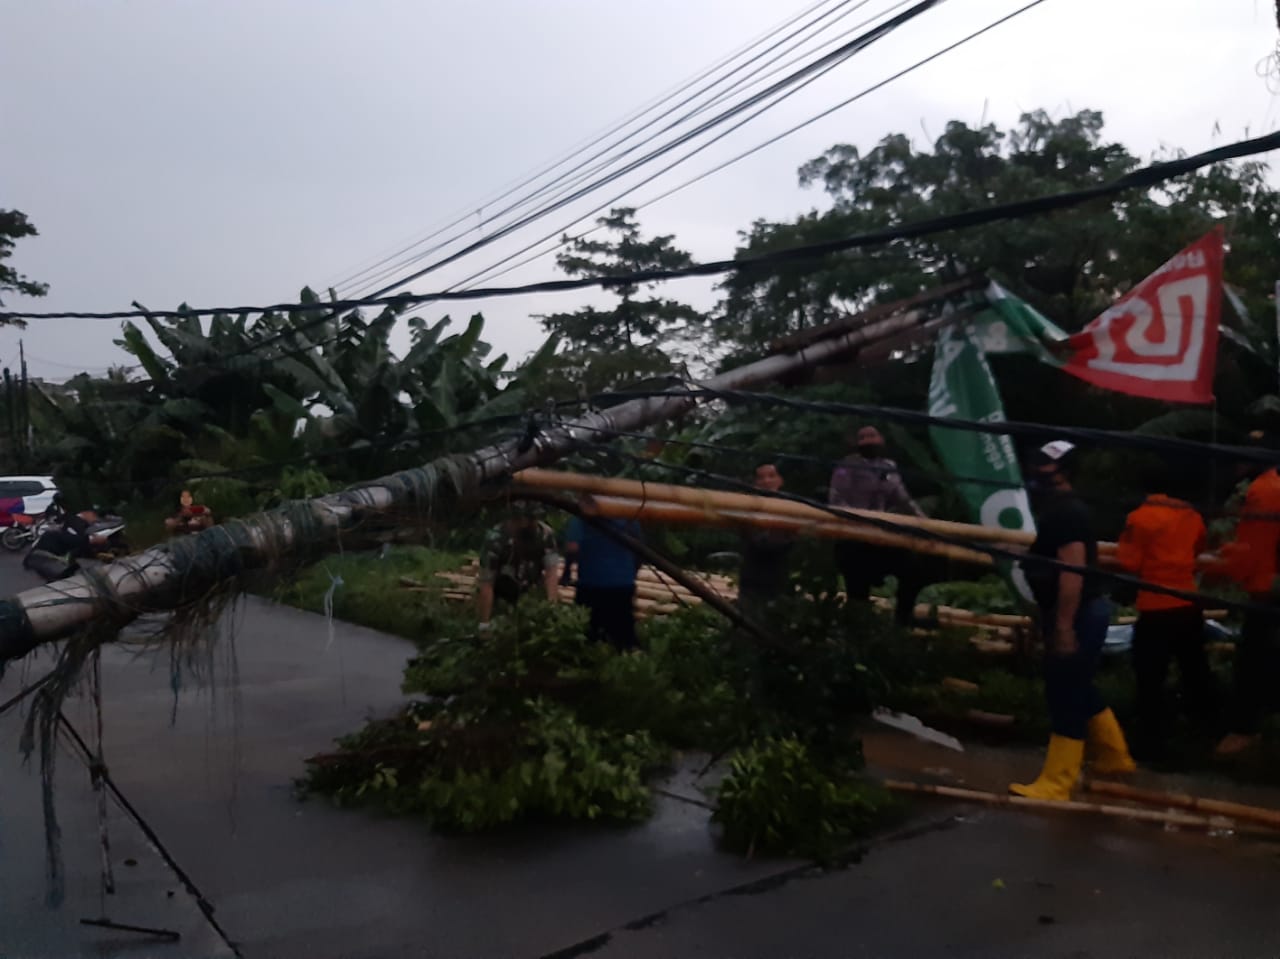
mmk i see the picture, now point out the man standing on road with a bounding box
[1114,468,1215,759]
[738,462,794,620]
[1011,441,1134,801]
[563,500,642,651]
[1208,434,1280,756]
[475,504,561,631]
[828,425,926,625]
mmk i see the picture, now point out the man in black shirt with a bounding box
[738,463,794,619]
[1010,441,1134,801]
[23,507,105,582]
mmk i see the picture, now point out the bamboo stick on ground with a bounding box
[883,780,1260,833]
[1083,780,1280,830]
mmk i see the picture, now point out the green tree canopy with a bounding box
[538,208,705,393]
[0,209,48,308]
[718,110,1280,356]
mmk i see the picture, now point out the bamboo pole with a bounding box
[0,295,934,662]
[1083,780,1280,830]
[513,470,1236,576]
[883,780,1258,833]
[515,469,1031,549]
[583,495,995,566]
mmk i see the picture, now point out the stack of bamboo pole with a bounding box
[509,469,1225,575]
[415,561,737,620]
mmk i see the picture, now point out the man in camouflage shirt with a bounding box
[828,425,927,625]
[476,505,562,629]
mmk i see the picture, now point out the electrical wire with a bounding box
[561,435,1273,617]
[454,0,1053,292]
[339,0,874,298]
[588,384,1280,467]
[359,0,949,300]
[344,0,904,300]
[14,122,1280,328]
[326,0,846,294]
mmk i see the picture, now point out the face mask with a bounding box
[857,444,884,459]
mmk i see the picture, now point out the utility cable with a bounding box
[589,384,1280,467]
[12,122,1279,327]
[559,434,1272,617]
[345,0,902,299]
[341,0,875,298]
[454,0,1052,292]
[327,0,845,294]
[358,0,949,300]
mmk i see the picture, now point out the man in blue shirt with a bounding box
[564,505,642,651]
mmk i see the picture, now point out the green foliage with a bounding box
[713,736,894,859]
[257,466,333,508]
[303,700,658,831]
[0,208,48,305]
[301,597,664,830]
[917,576,1020,615]
[31,296,559,514]
[278,547,472,642]
[536,208,706,394]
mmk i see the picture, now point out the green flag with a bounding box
[970,280,1067,360]
[928,319,1035,599]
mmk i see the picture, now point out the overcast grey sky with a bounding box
[2,0,1276,381]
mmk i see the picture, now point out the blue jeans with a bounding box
[1042,596,1110,739]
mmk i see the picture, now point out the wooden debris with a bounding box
[1083,780,1280,830]
[941,677,980,694]
[964,709,1016,727]
[883,780,1265,834]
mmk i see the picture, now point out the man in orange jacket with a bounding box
[1211,439,1280,755]
[1115,475,1215,758]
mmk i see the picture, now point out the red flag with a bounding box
[1062,228,1224,404]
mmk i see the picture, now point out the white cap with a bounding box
[1039,440,1075,462]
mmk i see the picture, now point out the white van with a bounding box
[0,475,61,517]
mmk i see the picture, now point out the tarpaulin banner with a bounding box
[1062,228,1224,404]
[928,321,1035,600]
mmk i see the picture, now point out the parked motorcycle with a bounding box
[1,512,52,552]
[88,512,130,558]
[21,508,130,582]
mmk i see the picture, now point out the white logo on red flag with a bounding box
[1063,228,1224,404]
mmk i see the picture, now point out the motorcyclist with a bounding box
[23,506,110,582]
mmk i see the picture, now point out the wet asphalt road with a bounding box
[2,555,1279,958]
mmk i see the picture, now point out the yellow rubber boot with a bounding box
[1009,734,1084,801]
[1087,708,1137,775]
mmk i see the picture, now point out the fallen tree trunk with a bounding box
[0,303,932,663]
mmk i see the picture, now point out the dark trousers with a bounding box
[1043,596,1110,740]
[834,541,925,626]
[1132,605,1216,746]
[575,585,637,651]
[1230,600,1280,735]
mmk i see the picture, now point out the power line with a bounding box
[11,122,1280,329]
[560,419,1242,520]
[455,0,1053,293]
[568,440,1274,617]
[343,0,897,299]
[588,384,1280,466]
[326,0,845,295]
[358,0,950,300]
